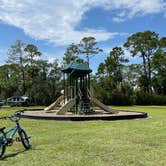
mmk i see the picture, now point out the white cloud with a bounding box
[112,17,126,23]
[99,0,166,22]
[0,0,116,45]
[42,50,65,64]
[0,0,165,45]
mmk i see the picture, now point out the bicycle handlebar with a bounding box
[2,115,20,122]
[15,109,26,114]
[0,109,26,122]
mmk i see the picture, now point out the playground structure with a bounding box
[44,62,113,115]
[21,62,148,121]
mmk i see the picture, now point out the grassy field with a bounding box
[0,106,165,166]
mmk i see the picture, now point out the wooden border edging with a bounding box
[20,109,148,121]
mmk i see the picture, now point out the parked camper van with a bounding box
[7,96,29,107]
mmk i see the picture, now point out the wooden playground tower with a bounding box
[62,62,92,114]
[44,62,112,114]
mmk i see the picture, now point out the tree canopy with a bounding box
[0,31,166,106]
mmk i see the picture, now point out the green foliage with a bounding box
[24,44,41,60]
[7,40,25,65]
[0,32,166,106]
[7,40,26,94]
[135,91,166,105]
[63,43,84,65]
[94,31,166,106]
[95,47,134,105]
[26,59,61,105]
[0,64,22,98]
[152,37,166,94]
[105,47,128,85]
[110,83,135,105]
[0,41,61,105]
[97,63,106,77]
[124,30,159,93]
[78,36,103,66]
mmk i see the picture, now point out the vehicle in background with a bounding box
[0,99,4,107]
[7,96,30,107]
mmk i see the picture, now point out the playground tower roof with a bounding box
[62,62,92,75]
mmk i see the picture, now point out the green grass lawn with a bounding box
[0,106,166,166]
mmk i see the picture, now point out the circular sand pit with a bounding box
[21,109,148,121]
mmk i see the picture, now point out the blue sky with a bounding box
[0,0,166,72]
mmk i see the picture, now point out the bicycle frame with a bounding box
[0,122,22,145]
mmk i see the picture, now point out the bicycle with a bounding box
[0,111,31,158]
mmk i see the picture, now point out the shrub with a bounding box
[110,84,135,105]
[135,91,166,105]
[110,91,135,105]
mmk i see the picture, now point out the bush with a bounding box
[96,89,110,105]
[110,84,135,105]
[110,91,135,105]
[135,91,166,105]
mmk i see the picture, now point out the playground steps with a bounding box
[80,99,91,113]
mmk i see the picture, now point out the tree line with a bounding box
[0,30,166,105]
[94,31,166,105]
[0,41,61,105]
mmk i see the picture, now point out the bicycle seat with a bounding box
[0,127,5,132]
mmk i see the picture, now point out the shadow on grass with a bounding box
[0,150,27,160]
[0,147,33,160]
[0,146,44,161]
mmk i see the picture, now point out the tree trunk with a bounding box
[142,52,149,93]
[22,68,26,95]
[86,53,89,67]
[147,54,152,94]
[19,49,26,95]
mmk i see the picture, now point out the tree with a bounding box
[48,59,62,101]
[63,43,78,64]
[78,37,103,66]
[23,44,42,102]
[97,63,106,79]
[7,40,25,64]
[123,64,142,88]
[124,31,159,93]
[63,43,84,65]
[7,40,26,94]
[0,64,21,98]
[95,47,132,105]
[24,44,42,78]
[24,44,42,65]
[104,47,128,86]
[153,37,166,73]
[152,37,166,94]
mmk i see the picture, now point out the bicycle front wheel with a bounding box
[19,130,31,150]
[0,142,6,158]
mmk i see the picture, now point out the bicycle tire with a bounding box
[18,130,31,149]
[0,143,6,158]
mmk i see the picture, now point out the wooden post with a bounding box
[75,78,78,114]
[64,73,65,104]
